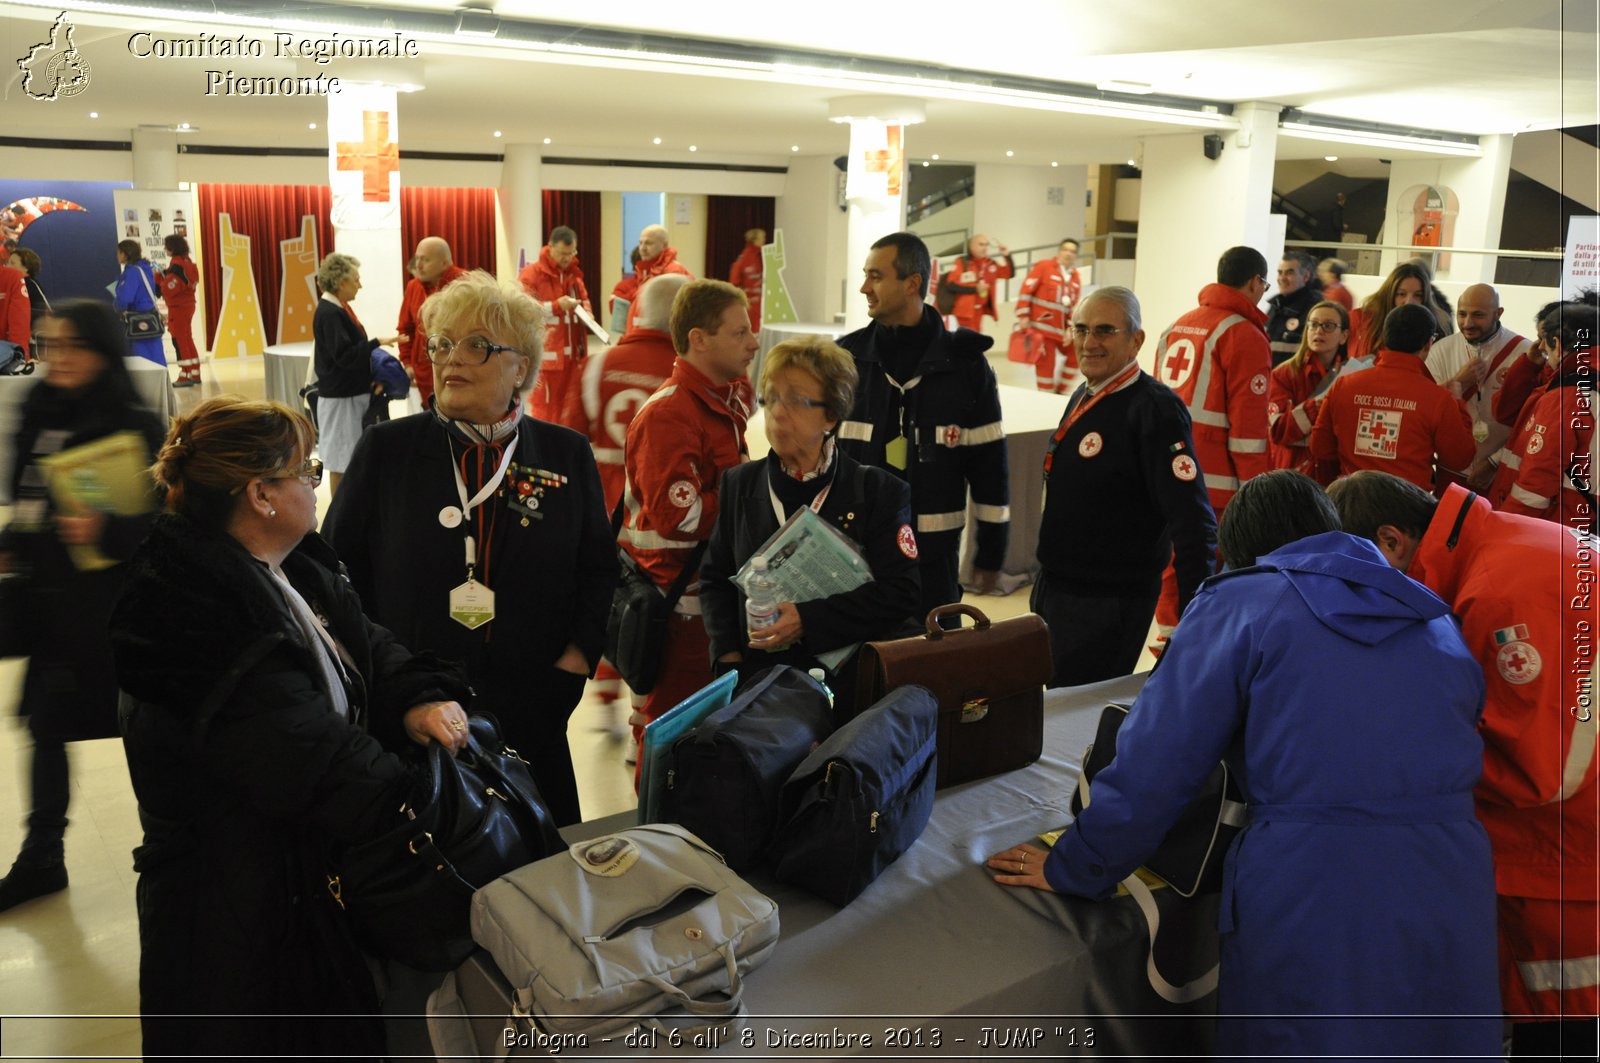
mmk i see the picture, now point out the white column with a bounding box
[131,127,178,189]
[500,144,544,279]
[1132,103,1280,366]
[830,97,924,330]
[1380,134,1514,283]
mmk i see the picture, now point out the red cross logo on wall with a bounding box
[337,110,400,202]
[862,125,904,197]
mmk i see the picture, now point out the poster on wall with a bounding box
[1564,216,1600,300]
[111,188,196,276]
[0,179,126,303]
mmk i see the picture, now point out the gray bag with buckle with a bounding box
[469,823,780,1040]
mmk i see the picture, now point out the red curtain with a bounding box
[400,186,498,277]
[706,196,776,283]
[540,189,602,276]
[197,183,333,348]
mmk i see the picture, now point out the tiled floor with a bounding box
[0,350,1068,1059]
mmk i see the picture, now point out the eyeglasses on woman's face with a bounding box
[757,392,828,413]
[425,334,521,366]
[1307,320,1346,333]
[274,457,324,487]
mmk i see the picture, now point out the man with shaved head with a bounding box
[1425,283,1534,491]
[609,223,693,332]
[395,235,466,407]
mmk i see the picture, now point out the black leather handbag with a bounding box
[604,500,706,695]
[326,715,564,971]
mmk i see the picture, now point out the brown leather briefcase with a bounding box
[854,603,1051,788]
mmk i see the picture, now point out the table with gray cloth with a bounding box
[262,341,314,407]
[0,358,174,503]
[426,673,1219,1058]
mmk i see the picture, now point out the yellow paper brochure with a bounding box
[37,430,155,571]
[1036,828,1168,897]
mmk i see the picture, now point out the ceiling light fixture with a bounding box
[652,137,662,145]
[931,153,940,160]
[493,130,502,137]
[89,111,99,118]
[455,6,500,38]
[1324,155,1338,161]
[688,144,698,152]
[1050,160,1058,167]
[1279,110,1480,157]
[543,137,551,144]
[308,122,317,130]
[1097,79,1155,95]
[1005,150,1014,157]
[791,145,800,152]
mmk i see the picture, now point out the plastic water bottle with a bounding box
[745,555,781,642]
[807,667,836,709]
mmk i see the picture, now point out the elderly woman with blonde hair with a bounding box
[324,270,616,826]
[699,337,921,713]
[312,252,399,494]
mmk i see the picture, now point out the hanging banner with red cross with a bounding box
[328,83,400,230]
[846,120,904,205]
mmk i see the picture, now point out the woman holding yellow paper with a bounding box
[700,338,920,709]
[0,300,164,912]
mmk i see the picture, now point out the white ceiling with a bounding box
[1,0,1595,171]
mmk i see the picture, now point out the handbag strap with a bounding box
[612,497,708,609]
[1120,872,1219,1004]
[136,264,159,309]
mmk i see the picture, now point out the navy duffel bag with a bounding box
[661,666,834,870]
[769,684,938,906]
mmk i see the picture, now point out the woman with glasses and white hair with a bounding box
[699,337,920,713]
[312,252,399,496]
[324,271,616,827]
[109,396,474,1060]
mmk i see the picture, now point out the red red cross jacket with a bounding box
[609,246,693,320]
[0,265,31,357]
[1152,283,1274,512]
[1267,353,1345,482]
[940,254,1013,330]
[1014,259,1080,353]
[396,264,467,405]
[1487,347,1595,526]
[1411,485,1598,1018]
[728,243,763,331]
[518,248,594,423]
[563,327,679,515]
[1309,349,1476,491]
[158,254,199,311]
[619,356,752,591]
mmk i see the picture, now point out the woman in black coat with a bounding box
[323,271,616,826]
[110,396,474,1060]
[312,252,398,495]
[0,300,164,913]
[701,337,921,711]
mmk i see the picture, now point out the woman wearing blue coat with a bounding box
[991,471,1500,1059]
[113,239,166,365]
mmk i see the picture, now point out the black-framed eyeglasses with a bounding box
[274,458,324,487]
[757,393,828,413]
[1069,324,1127,341]
[425,334,521,365]
[1306,320,1345,332]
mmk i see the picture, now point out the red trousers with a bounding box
[630,611,712,787]
[1498,895,1600,1019]
[168,304,200,381]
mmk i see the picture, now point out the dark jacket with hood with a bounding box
[110,516,470,1059]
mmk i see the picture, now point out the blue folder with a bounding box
[637,670,739,824]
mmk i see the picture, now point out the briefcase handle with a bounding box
[922,603,992,639]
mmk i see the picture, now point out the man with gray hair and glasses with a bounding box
[1032,286,1216,687]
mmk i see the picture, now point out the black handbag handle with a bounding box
[921,602,991,639]
[611,498,707,611]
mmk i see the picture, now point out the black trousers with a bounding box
[492,665,588,827]
[1031,575,1159,689]
[19,736,68,867]
[918,550,961,630]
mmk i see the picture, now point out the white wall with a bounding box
[974,162,1089,257]
[774,154,849,323]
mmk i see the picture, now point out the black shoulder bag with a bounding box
[604,499,707,695]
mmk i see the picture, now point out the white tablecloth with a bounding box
[262,342,315,407]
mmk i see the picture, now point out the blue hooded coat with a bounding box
[114,258,166,365]
[1045,532,1501,1059]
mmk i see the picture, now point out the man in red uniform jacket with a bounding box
[727,227,764,332]
[609,224,693,331]
[619,279,755,766]
[395,236,466,407]
[564,272,691,515]
[1487,301,1597,531]
[1331,472,1599,1051]
[518,226,594,425]
[1150,246,1274,649]
[0,263,31,361]
[1310,303,1475,491]
[938,233,1012,333]
[1013,238,1082,393]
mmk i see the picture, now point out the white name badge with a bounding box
[449,580,495,630]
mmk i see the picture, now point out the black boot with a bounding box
[0,861,68,912]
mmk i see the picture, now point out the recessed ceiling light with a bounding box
[931,153,940,160]
[543,137,551,144]
[1050,160,1058,167]
[308,122,317,130]
[1005,150,1014,157]
[791,144,799,152]
[652,137,661,145]
[921,160,929,167]
[689,144,697,152]
[89,111,99,118]
[178,122,190,130]
[1127,159,1137,166]
[493,130,502,138]
[1324,155,1338,162]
